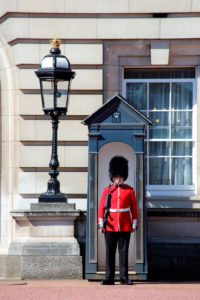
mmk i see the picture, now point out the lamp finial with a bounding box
[50,35,61,49]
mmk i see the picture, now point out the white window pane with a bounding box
[149,142,170,156]
[172,82,193,110]
[171,111,192,139]
[149,83,170,110]
[126,83,147,111]
[149,158,170,185]
[172,142,192,156]
[149,112,169,139]
[171,158,192,185]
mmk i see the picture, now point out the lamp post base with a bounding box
[39,193,67,203]
[8,202,82,279]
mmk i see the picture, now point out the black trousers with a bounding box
[105,231,131,281]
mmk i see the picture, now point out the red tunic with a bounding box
[98,184,138,232]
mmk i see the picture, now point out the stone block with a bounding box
[30,202,76,211]
[64,146,88,167]
[19,94,42,115]
[0,0,17,17]
[160,17,200,39]
[29,18,96,39]
[64,44,103,65]
[18,68,39,90]
[59,120,88,141]
[15,220,30,237]
[151,41,169,65]
[0,17,29,42]
[21,255,82,279]
[29,220,75,237]
[19,145,65,168]
[68,94,102,115]
[18,0,65,12]
[170,55,200,66]
[19,119,36,141]
[129,0,191,13]
[0,255,7,277]
[119,56,150,67]
[65,0,129,13]
[7,256,21,279]
[11,43,40,65]
[97,18,160,39]
[71,69,103,90]
[0,254,82,279]
[0,255,21,279]
[192,0,200,11]
[8,237,80,255]
[170,43,200,56]
[18,172,36,194]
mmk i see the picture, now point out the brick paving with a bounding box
[0,280,200,300]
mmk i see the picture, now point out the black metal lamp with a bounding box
[35,36,75,203]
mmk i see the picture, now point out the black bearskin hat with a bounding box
[109,156,128,182]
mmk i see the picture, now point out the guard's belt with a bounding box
[109,208,130,213]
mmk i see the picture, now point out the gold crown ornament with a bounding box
[50,35,61,49]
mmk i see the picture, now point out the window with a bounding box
[123,68,196,195]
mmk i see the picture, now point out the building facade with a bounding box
[0,0,200,279]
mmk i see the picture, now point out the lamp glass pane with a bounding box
[55,80,69,109]
[56,57,69,69]
[41,79,54,109]
[41,57,53,68]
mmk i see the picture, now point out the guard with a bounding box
[98,156,138,285]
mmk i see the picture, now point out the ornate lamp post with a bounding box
[35,36,75,202]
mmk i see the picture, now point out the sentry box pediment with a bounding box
[82,93,152,153]
[83,93,152,126]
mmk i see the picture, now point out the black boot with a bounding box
[120,278,133,285]
[100,279,114,285]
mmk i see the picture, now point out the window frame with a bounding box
[123,74,197,196]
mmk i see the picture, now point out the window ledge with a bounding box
[147,207,200,217]
[146,194,200,201]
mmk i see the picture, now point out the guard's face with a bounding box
[112,175,124,185]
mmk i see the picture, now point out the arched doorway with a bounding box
[98,142,136,274]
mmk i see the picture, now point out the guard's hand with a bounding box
[131,228,136,233]
[99,227,105,234]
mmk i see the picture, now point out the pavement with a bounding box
[0,280,200,300]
